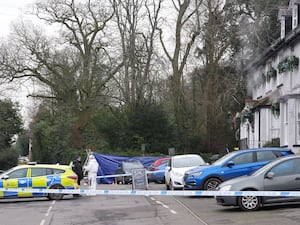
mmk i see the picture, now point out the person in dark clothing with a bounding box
[72,156,84,186]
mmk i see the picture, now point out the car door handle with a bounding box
[295,177,300,180]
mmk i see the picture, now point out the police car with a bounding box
[0,163,79,200]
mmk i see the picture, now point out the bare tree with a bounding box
[191,0,244,151]
[0,0,123,148]
[158,0,203,151]
[111,0,163,112]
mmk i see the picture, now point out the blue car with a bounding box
[148,157,170,183]
[183,148,294,190]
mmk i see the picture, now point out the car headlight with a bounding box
[189,171,203,177]
[219,185,231,191]
[173,171,183,177]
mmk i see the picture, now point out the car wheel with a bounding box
[203,178,221,190]
[169,180,174,190]
[237,195,261,211]
[48,184,64,200]
[166,179,170,190]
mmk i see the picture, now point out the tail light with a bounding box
[67,175,78,181]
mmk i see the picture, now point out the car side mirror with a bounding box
[227,161,235,167]
[3,175,9,180]
[266,171,274,179]
[166,166,171,172]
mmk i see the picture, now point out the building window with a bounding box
[284,102,288,145]
[285,16,292,35]
[270,109,280,139]
[297,100,300,144]
[298,5,300,25]
[294,7,298,27]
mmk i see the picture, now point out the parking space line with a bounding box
[153,199,178,215]
[174,197,209,225]
[40,200,55,225]
[45,206,52,217]
[170,210,177,214]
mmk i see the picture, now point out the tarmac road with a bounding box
[1,183,300,225]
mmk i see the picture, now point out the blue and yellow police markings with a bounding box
[18,178,32,197]
[0,180,3,198]
[4,178,19,198]
[0,178,31,198]
[46,175,61,186]
[30,175,62,197]
[31,176,54,197]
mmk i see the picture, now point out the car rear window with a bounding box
[31,168,65,177]
[122,161,144,170]
[153,159,169,166]
[256,151,277,162]
[279,150,294,156]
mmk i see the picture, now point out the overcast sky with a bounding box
[0,1,36,125]
[0,0,35,37]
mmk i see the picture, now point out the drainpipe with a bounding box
[258,110,261,147]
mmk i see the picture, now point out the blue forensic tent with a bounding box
[93,153,164,184]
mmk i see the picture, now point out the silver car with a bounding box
[216,154,300,211]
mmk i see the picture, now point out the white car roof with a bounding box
[171,154,201,159]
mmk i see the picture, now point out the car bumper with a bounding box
[171,177,185,189]
[184,178,203,190]
[215,196,238,206]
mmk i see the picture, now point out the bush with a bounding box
[263,138,280,147]
[0,148,18,170]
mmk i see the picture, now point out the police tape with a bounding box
[1,188,300,197]
[96,170,164,179]
[96,173,132,178]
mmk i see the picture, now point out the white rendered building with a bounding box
[239,0,300,153]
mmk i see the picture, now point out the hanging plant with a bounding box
[239,107,253,124]
[288,55,299,70]
[271,102,280,118]
[278,55,299,73]
[277,59,288,73]
[266,67,277,82]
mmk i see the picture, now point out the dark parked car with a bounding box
[184,148,294,190]
[115,160,145,184]
[216,154,300,211]
[148,157,170,183]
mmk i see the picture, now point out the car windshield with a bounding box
[250,158,282,176]
[0,167,16,178]
[211,152,236,166]
[173,156,205,168]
